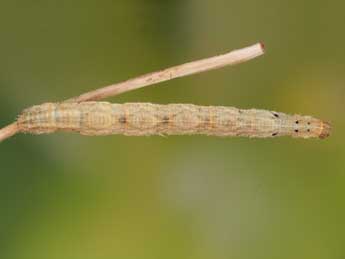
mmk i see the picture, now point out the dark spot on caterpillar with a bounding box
[295,120,299,124]
[295,129,299,133]
[273,113,279,118]
[162,116,169,124]
[307,122,311,125]
[119,116,127,124]
[272,132,278,136]
[307,129,310,132]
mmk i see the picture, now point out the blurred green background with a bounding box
[0,1,344,258]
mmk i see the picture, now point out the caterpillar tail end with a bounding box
[319,121,331,139]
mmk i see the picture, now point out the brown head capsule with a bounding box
[318,121,331,139]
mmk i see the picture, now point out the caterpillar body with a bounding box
[17,102,331,139]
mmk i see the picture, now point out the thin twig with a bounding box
[67,43,265,102]
[0,42,265,142]
[0,123,19,142]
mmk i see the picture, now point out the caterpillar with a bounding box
[16,102,331,139]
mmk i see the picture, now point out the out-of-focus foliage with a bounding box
[0,1,344,258]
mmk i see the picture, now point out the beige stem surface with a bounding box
[67,43,265,102]
[0,123,19,142]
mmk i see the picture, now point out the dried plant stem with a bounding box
[0,123,19,142]
[67,43,265,102]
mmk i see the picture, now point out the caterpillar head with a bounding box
[292,115,331,139]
